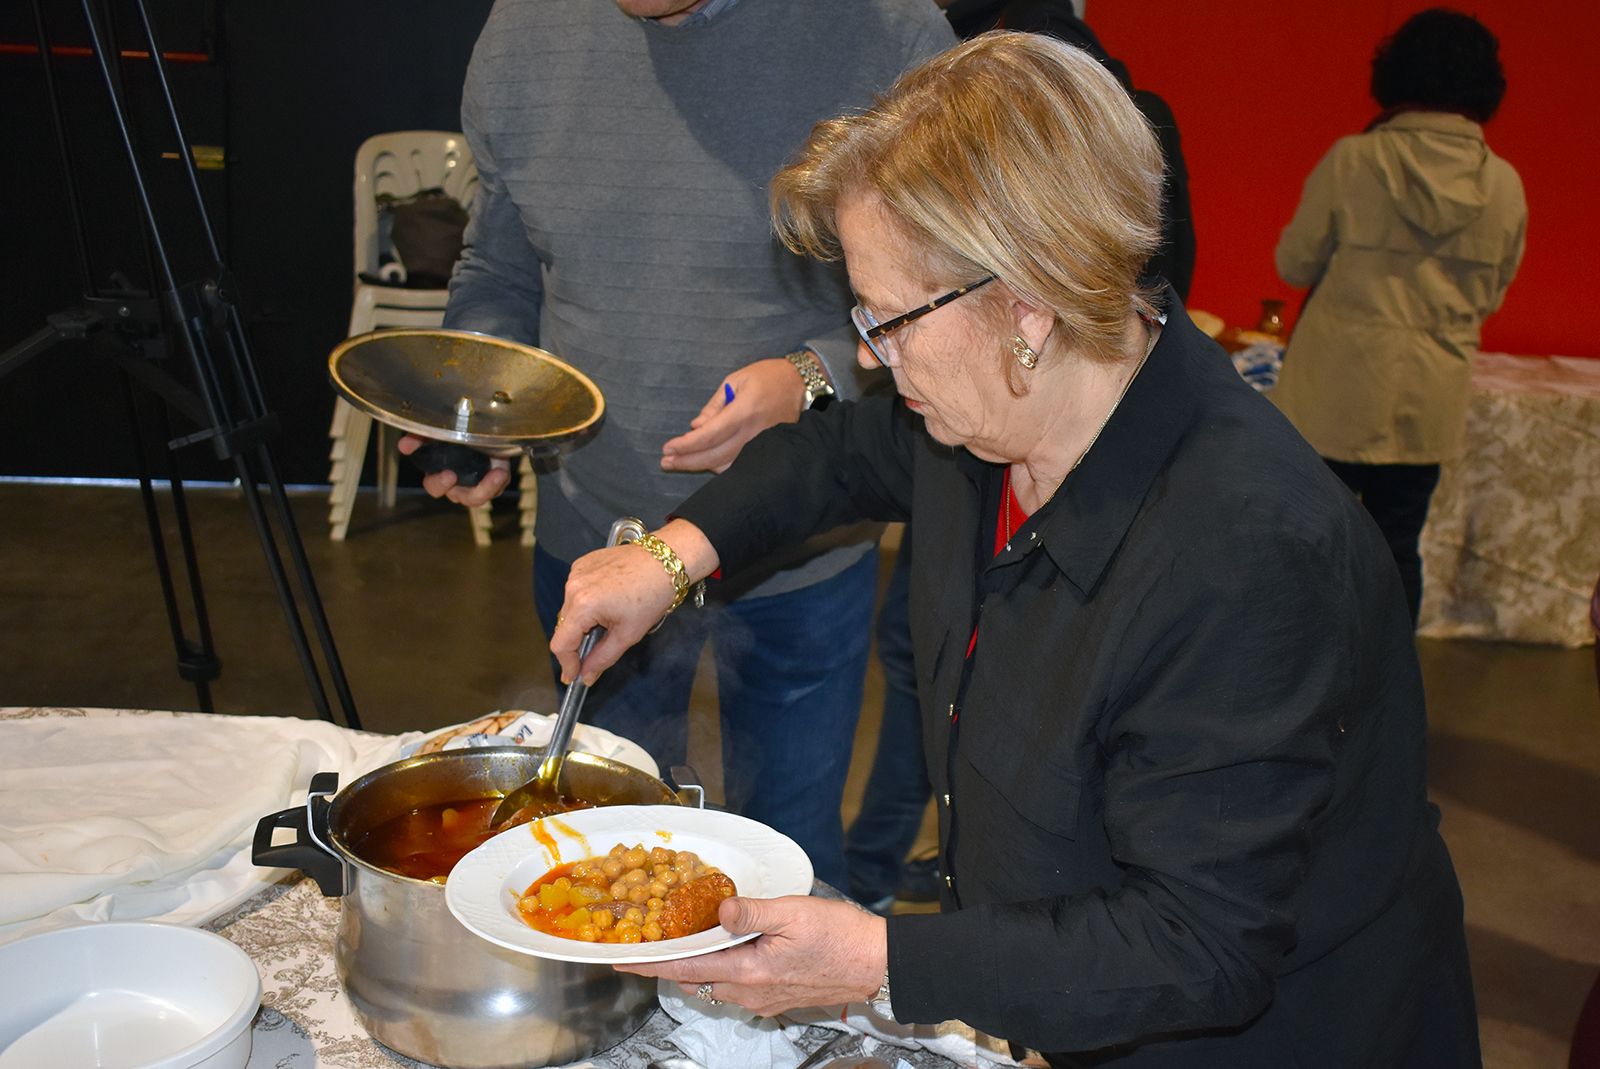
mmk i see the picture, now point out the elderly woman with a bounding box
[549,32,1478,1068]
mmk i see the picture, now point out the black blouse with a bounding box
[675,296,1477,1067]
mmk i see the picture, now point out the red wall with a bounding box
[1092,1,1600,357]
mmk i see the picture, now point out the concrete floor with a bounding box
[2,482,1596,1067]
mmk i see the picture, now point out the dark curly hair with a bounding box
[1370,9,1506,122]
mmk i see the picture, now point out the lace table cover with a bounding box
[1420,354,1600,646]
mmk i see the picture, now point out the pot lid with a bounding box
[328,329,604,452]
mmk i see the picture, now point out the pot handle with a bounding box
[251,771,346,897]
[669,765,706,809]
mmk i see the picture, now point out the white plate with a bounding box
[446,805,813,965]
[0,922,260,1069]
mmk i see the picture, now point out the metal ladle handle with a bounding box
[537,516,650,774]
[539,625,601,776]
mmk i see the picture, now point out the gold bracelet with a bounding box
[634,531,694,613]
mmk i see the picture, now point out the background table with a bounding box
[1419,354,1600,646]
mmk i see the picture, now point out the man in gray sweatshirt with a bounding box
[408,0,953,888]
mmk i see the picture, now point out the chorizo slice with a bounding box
[659,872,736,939]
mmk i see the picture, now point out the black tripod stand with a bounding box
[3,0,361,729]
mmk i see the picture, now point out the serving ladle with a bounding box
[488,516,649,830]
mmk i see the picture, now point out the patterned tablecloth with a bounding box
[208,874,982,1069]
[206,874,696,1069]
[1419,354,1600,646]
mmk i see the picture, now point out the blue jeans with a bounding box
[533,544,877,890]
[843,539,931,904]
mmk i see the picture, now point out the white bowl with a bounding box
[0,922,261,1069]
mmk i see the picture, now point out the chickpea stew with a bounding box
[517,842,736,943]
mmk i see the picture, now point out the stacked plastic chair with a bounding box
[328,131,536,546]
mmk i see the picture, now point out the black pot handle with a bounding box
[251,771,345,897]
[669,765,706,810]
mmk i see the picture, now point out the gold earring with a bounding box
[1011,335,1039,370]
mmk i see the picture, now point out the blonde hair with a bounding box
[771,31,1164,364]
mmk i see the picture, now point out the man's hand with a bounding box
[616,895,886,1018]
[660,356,810,474]
[396,434,512,507]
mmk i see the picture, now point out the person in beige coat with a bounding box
[1270,8,1526,624]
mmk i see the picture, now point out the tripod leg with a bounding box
[155,404,222,704]
[122,370,220,712]
[253,447,363,731]
[222,443,361,730]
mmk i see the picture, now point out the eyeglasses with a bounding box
[850,274,997,367]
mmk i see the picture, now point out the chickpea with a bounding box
[648,880,669,899]
[577,924,600,942]
[609,880,629,900]
[655,868,680,888]
[601,858,625,880]
[623,868,649,887]
[627,885,651,905]
[609,843,627,858]
[624,907,645,925]
[673,852,699,873]
[593,910,614,930]
[646,897,665,912]
[614,922,642,944]
[650,846,673,866]
[570,861,594,879]
[642,920,663,941]
[623,846,648,870]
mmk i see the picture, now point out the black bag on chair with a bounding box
[369,188,468,289]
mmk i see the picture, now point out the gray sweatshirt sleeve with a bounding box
[443,82,545,345]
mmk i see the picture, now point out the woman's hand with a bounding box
[396,434,512,507]
[660,357,809,474]
[617,895,887,1018]
[550,519,719,685]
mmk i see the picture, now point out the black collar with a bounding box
[954,287,1210,597]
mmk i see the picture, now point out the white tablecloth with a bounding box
[0,707,415,943]
[1419,354,1600,646]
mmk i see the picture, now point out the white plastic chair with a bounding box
[327,131,534,545]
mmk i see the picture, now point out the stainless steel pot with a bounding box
[252,747,701,1069]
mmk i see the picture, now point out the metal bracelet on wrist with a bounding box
[626,527,706,631]
[867,970,894,1020]
[785,349,836,411]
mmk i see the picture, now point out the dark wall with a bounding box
[0,0,494,483]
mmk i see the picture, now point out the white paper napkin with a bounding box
[658,980,1024,1069]
[401,709,660,778]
